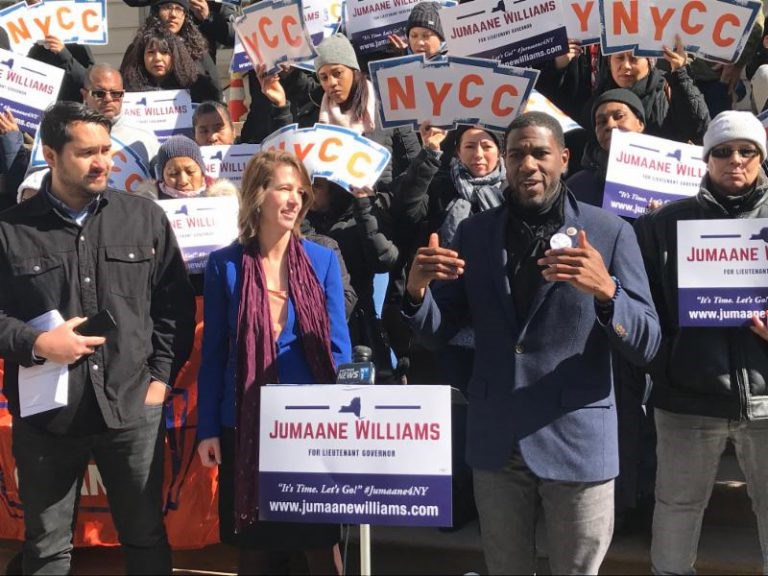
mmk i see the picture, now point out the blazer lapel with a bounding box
[489,206,520,331]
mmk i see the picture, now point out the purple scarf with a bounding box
[234,235,337,529]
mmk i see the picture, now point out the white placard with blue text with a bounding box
[344,0,456,55]
[440,0,568,67]
[603,130,704,219]
[202,143,261,186]
[259,385,452,526]
[599,0,761,63]
[678,218,768,327]
[0,49,64,136]
[121,90,193,142]
[234,0,317,75]
[157,197,239,274]
[369,54,538,133]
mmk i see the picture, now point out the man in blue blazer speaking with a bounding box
[403,111,661,574]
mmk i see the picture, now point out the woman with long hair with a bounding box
[196,150,351,575]
[121,22,220,102]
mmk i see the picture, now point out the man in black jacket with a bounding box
[0,102,195,574]
[635,110,768,574]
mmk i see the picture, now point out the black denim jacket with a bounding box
[0,181,195,434]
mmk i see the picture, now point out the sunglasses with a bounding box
[709,146,760,160]
[89,89,125,100]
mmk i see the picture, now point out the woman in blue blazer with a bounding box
[196,150,351,574]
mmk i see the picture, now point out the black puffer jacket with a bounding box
[589,65,710,144]
[634,172,768,420]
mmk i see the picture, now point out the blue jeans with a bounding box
[12,404,170,575]
[474,449,614,575]
[652,408,768,575]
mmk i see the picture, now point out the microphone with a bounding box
[336,345,376,385]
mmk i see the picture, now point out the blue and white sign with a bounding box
[259,385,452,526]
[202,143,261,186]
[121,90,194,142]
[234,0,316,75]
[344,0,455,55]
[604,130,704,219]
[0,48,64,135]
[678,218,768,327]
[158,196,239,274]
[261,123,392,191]
[600,0,761,64]
[109,135,151,195]
[523,89,581,132]
[369,54,537,133]
[440,0,568,67]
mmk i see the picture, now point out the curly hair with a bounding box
[144,12,208,58]
[121,22,200,91]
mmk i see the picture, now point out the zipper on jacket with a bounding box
[731,335,750,420]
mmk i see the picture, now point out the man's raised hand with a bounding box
[406,233,465,304]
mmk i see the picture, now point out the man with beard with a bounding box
[0,102,195,574]
[403,111,661,574]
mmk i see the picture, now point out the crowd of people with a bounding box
[3,0,768,574]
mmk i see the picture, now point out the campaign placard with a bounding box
[0,49,64,136]
[600,0,761,64]
[523,89,582,133]
[369,54,538,133]
[109,135,151,194]
[678,218,768,327]
[260,123,392,191]
[157,196,239,273]
[201,143,261,186]
[563,0,601,45]
[603,130,705,218]
[232,0,341,73]
[344,0,456,55]
[234,0,317,75]
[121,90,193,142]
[259,385,452,526]
[440,0,568,67]
[0,0,108,54]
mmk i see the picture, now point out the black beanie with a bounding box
[152,0,190,13]
[406,2,444,41]
[591,88,646,128]
[454,125,503,151]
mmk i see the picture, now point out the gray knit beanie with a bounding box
[155,135,205,180]
[702,111,767,160]
[314,34,360,72]
[406,2,444,40]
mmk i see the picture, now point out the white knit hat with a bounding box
[702,110,767,160]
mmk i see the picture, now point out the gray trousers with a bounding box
[652,408,768,575]
[473,449,614,575]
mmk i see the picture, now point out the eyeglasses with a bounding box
[158,4,185,14]
[709,146,761,160]
[89,89,125,100]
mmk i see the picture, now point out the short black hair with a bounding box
[39,101,112,152]
[504,111,565,150]
[193,100,232,128]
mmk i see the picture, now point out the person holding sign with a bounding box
[592,37,710,145]
[567,89,647,208]
[389,1,447,60]
[193,100,236,146]
[121,22,221,103]
[403,111,660,574]
[257,34,419,188]
[197,150,351,575]
[634,111,768,575]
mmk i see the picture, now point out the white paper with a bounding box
[18,310,69,417]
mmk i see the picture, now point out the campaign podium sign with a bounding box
[678,218,768,327]
[259,385,452,526]
[604,130,704,219]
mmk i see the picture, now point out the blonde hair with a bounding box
[237,150,314,245]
